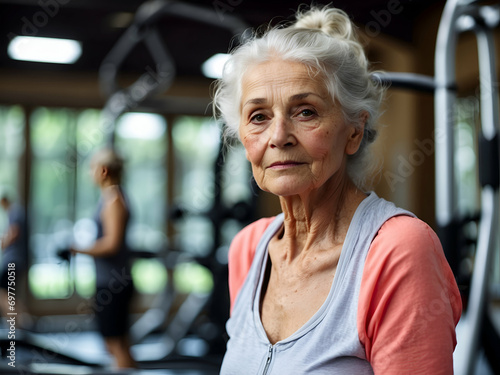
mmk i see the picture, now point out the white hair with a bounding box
[213,6,385,190]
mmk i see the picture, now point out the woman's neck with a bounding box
[277,175,366,259]
[100,179,120,190]
[99,181,121,199]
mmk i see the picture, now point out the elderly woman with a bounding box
[71,148,135,369]
[214,5,461,375]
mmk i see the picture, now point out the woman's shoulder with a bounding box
[375,215,441,250]
[233,216,277,245]
[367,214,448,274]
[229,216,277,260]
[102,186,129,215]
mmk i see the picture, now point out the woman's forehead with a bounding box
[241,60,329,102]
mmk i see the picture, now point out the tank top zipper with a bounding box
[262,344,274,375]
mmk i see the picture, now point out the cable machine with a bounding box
[436,1,500,374]
[377,1,500,373]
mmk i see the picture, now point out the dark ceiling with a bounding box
[0,0,444,80]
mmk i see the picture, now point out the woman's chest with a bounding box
[259,249,340,344]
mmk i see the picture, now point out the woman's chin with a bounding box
[264,183,310,198]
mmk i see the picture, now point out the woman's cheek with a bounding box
[241,133,266,163]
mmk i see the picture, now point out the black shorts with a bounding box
[94,282,134,337]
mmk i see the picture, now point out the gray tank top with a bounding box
[220,192,413,374]
[93,187,131,287]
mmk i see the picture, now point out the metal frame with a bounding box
[97,0,249,146]
[436,2,500,374]
[371,1,500,373]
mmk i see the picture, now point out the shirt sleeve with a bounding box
[358,215,462,375]
[228,217,276,313]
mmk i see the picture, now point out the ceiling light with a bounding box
[8,36,82,64]
[116,112,166,140]
[201,53,230,79]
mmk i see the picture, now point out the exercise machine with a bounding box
[375,1,500,373]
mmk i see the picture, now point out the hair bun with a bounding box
[293,6,356,42]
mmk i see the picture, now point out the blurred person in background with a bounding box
[71,148,136,369]
[0,189,29,326]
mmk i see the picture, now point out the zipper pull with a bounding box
[262,344,273,375]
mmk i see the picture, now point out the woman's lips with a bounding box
[268,161,304,170]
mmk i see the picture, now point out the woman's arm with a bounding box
[1,223,20,250]
[73,194,128,258]
[358,215,462,375]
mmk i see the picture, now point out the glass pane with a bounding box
[75,110,104,221]
[30,107,75,299]
[29,263,72,299]
[172,116,220,212]
[115,112,168,251]
[31,107,73,157]
[115,112,168,295]
[454,97,480,215]
[31,161,72,236]
[221,143,252,207]
[76,109,106,158]
[172,116,220,258]
[0,105,25,159]
[125,168,167,250]
[73,109,105,298]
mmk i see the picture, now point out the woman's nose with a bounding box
[269,116,296,148]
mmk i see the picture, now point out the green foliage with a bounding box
[174,262,213,294]
[131,258,167,294]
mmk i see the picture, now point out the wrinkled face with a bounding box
[239,60,362,197]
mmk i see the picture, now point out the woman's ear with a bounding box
[100,166,109,179]
[345,112,368,155]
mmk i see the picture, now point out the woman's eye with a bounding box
[251,113,266,123]
[298,109,315,117]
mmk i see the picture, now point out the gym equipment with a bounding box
[98,0,250,146]
[435,2,499,374]
[95,0,252,367]
[376,1,500,374]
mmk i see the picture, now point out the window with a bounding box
[29,108,108,298]
[171,116,253,292]
[172,116,221,257]
[455,97,480,215]
[115,112,169,294]
[29,108,171,299]
[20,107,253,312]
